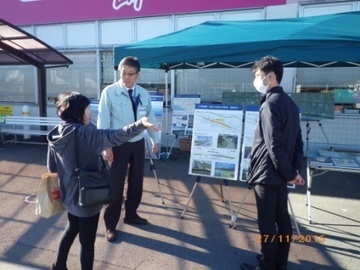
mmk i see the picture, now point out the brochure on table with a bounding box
[307,149,360,168]
[188,104,243,181]
[171,94,201,136]
[145,92,164,159]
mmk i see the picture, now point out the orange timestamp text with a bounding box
[256,234,326,243]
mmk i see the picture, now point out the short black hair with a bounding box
[118,56,141,72]
[252,56,283,84]
[56,92,90,123]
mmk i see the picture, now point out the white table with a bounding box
[306,151,360,224]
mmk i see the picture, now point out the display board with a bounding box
[288,92,334,120]
[222,92,263,106]
[171,94,201,136]
[145,92,164,159]
[239,105,260,182]
[188,104,243,181]
[223,91,334,120]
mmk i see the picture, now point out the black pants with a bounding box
[254,184,292,270]
[103,139,145,231]
[54,212,100,270]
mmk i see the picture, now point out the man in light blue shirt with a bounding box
[97,56,160,242]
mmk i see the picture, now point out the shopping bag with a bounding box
[35,172,65,218]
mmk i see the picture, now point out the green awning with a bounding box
[114,11,360,70]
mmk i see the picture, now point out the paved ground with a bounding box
[0,143,359,270]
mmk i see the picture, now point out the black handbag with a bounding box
[75,128,113,207]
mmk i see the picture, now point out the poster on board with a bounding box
[239,105,259,182]
[188,103,243,181]
[145,92,164,159]
[171,94,201,136]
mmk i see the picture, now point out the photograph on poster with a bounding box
[217,134,238,150]
[194,135,213,147]
[239,161,249,182]
[191,160,212,176]
[243,146,252,159]
[214,162,236,179]
[172,115,188,134]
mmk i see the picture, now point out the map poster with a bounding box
[145,92,164,160]
[171,94,201,136]
[239,105,259,182]
[188,103,243,181]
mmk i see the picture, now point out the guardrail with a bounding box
[0,116,60,145]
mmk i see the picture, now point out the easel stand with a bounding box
[145,139,165,204]
[229,185,301,236]
[164,134,178,160]
[306,120,333,151]
[181,177,234,220]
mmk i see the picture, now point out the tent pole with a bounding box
[164,69,169,153]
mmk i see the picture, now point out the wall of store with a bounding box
[0,0,359,150]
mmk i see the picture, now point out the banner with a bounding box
[2,0,285,25]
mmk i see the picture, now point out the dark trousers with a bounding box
[54,212,100,270]
[103,139,145,231]
[254,184,292,270]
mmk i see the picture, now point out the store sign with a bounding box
[0,106,14,117]
[2,0,285,25]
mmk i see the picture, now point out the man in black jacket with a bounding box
[241,56,305,270]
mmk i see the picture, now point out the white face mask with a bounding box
[253,74,269,94]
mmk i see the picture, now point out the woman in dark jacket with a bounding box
[47,91,158,270]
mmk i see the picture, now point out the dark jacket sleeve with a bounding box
[261,100,299,181]
[292,127,304,172]
[81,119,147,155]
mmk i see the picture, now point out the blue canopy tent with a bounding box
[114,11,360,153]
[114,11,360,70]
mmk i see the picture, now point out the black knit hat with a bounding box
[57,92,90,123]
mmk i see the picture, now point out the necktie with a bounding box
[128,89,137,120]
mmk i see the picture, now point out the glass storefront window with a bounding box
[100,52,167,94]
[101,50,115,91]
[47,51,97,104]
[0,66,36,103]
[176,68,254,103]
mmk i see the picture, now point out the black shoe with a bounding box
[105,230,117,242]
[51,263,68,270]
[240,263,261,270]
[123,214,148,225]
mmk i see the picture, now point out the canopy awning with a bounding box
[0,18,72,68]
[114,11,360,70]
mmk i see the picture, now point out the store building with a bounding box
[1,0,359,150]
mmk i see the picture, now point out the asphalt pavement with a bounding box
[0,143,359,270]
